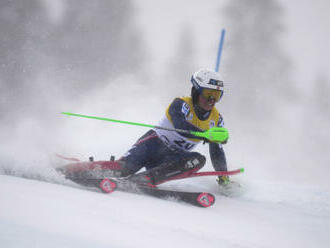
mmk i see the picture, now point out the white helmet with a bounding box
[191,68,224,92]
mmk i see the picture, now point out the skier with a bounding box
[113,68,231,188]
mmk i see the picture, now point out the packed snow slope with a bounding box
[1,171,330,248]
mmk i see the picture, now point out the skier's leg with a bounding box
[129,151,206,186]
[117,130,166,177]
[60,130,160,182]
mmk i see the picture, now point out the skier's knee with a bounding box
[186,152,206,170]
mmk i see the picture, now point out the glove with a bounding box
[216,175,230,186]
[191,127,229,144]
[208,127,229,144]
[220,136,228,144]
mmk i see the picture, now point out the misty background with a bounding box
[0,0,329,188]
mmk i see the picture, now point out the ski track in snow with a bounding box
[1,168,330,248]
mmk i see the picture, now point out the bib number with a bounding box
[160,135,196,151]
[174,138,195,150]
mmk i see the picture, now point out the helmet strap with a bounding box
[193,102,211,120]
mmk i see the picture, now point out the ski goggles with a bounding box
[200,88,223,102]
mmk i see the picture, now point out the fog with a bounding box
[1,0,330,189]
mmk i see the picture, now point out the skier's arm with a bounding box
[168,98,203,139]
[209,113,227,171]
[209,143,227,171]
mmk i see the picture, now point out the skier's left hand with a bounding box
[207,127,229,144]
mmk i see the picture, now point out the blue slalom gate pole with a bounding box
[215,29,226,72]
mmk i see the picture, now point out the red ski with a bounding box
[55,154,244,180]
[56,154,242,208]
[98,178,215,208]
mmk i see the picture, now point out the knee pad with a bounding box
[184,152,206,170]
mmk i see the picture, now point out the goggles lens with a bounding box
[201,88,223,102]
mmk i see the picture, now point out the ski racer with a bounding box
[114,68,231,187]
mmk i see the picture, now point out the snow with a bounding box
[1,1,329,247]
[1,174,330,248]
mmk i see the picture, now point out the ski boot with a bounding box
[129,154,206,187]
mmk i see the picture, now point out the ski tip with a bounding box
[197,193,215,208]
[240,168,245,173]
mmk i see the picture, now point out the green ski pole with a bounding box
[61,112,228,143]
